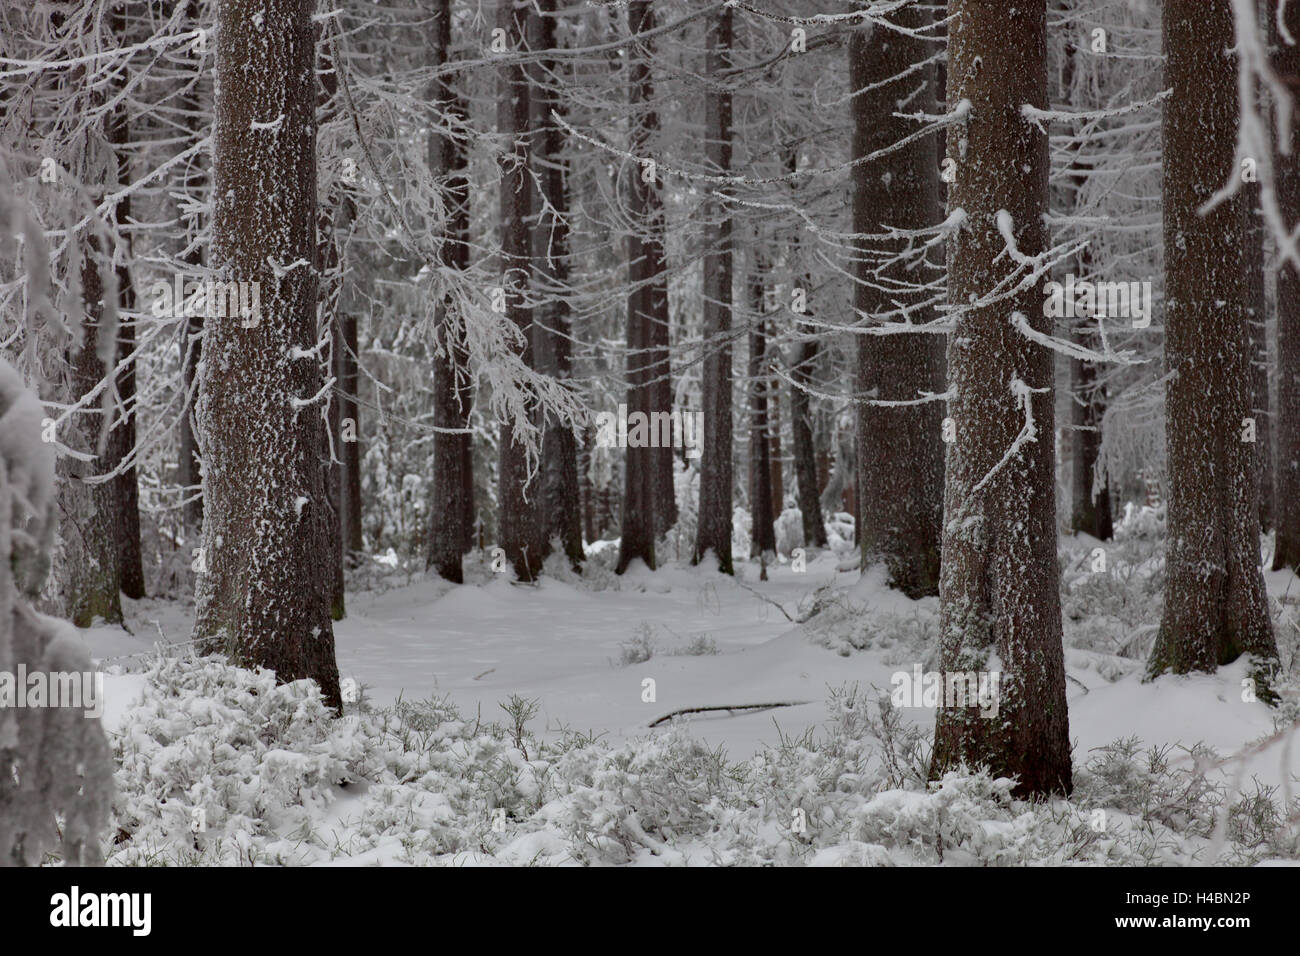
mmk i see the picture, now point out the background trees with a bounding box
[1,0,1294,807]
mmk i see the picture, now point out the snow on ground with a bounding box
[81,547,1300,798]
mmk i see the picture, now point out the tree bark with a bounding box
[427,0,476,582]
[786,146,825,548]
[1274,0,1300,569]
[496,0,544,581]
[747,263,775,558]
[616,0,661,573]
[850,10,946,597]
[195,0,342,713]
[339,310,363,555]
[930,0,1072,798]
[693,3,734,574]
[530,0,584,567]
[1148,0,1279,684]
[59,246,124,627]
[105,36,145,600]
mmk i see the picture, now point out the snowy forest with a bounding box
[1,0,1300,876]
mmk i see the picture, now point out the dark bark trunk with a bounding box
[616,0,661,573]
[850,10,946,596]
[1068,349,1113,540]
[427,0,476,582]
[1149,0,1278,685]
[692,4,734,574]
[60,246,124,627]
[105,52,145,601]
[196,0,342,713]
[531,0,584,567]
[930,0,1072,798]
[787,148,826,548]
[747,265,775,558]
[496,0,543,581]
[339,310,363,555]
[1275,0,1300,568]
[1247,197,1272,533]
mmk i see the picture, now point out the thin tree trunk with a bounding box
[787,148,826,548]
[693,3,734,574]
[195,0,342,713]
[107,90,145,600]
[340,309,363,555]
[930,0,1072,798]
[1148,0,1278,684]
[747,263,775,558]
[850,9,945,596]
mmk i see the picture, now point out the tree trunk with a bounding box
[616,0,660,573]
[1148,0,1278,684]
[1247,195,1272,533]
[106,56,145,601]
[195,0,342,713]
[340,310,363,555]
[427,0,475,582]
[786,149,826,548]
[747,264,775,558]
[693,3,734,574]
[850,10,946,597]
[496,0,544,581]
[531,0,584,567]
[930,0,1072,798]
[1275,0,1300,569]
[59,247,124,627]
[1068,349,1113,540]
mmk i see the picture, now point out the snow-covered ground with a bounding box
[79,536,1300,866]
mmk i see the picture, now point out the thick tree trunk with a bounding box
[1148,0,1278,683]
[496,0,544,581]
[930,0,1071,798]
[1246,181,1272,532]
[195,0,342,713]
[693,4,734,574]
[616,0,660,573]
[531,0,584,567]
[427,0,475,582]
[850,11,945,597]
[1275,1,1300,569]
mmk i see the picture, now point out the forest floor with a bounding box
[79,517,1300,865]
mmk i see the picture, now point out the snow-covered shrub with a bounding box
[105,654,1300,866]
[543,726,730,863]
[110,654,372,865]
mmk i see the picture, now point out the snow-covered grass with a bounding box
[81,525,1300,866]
